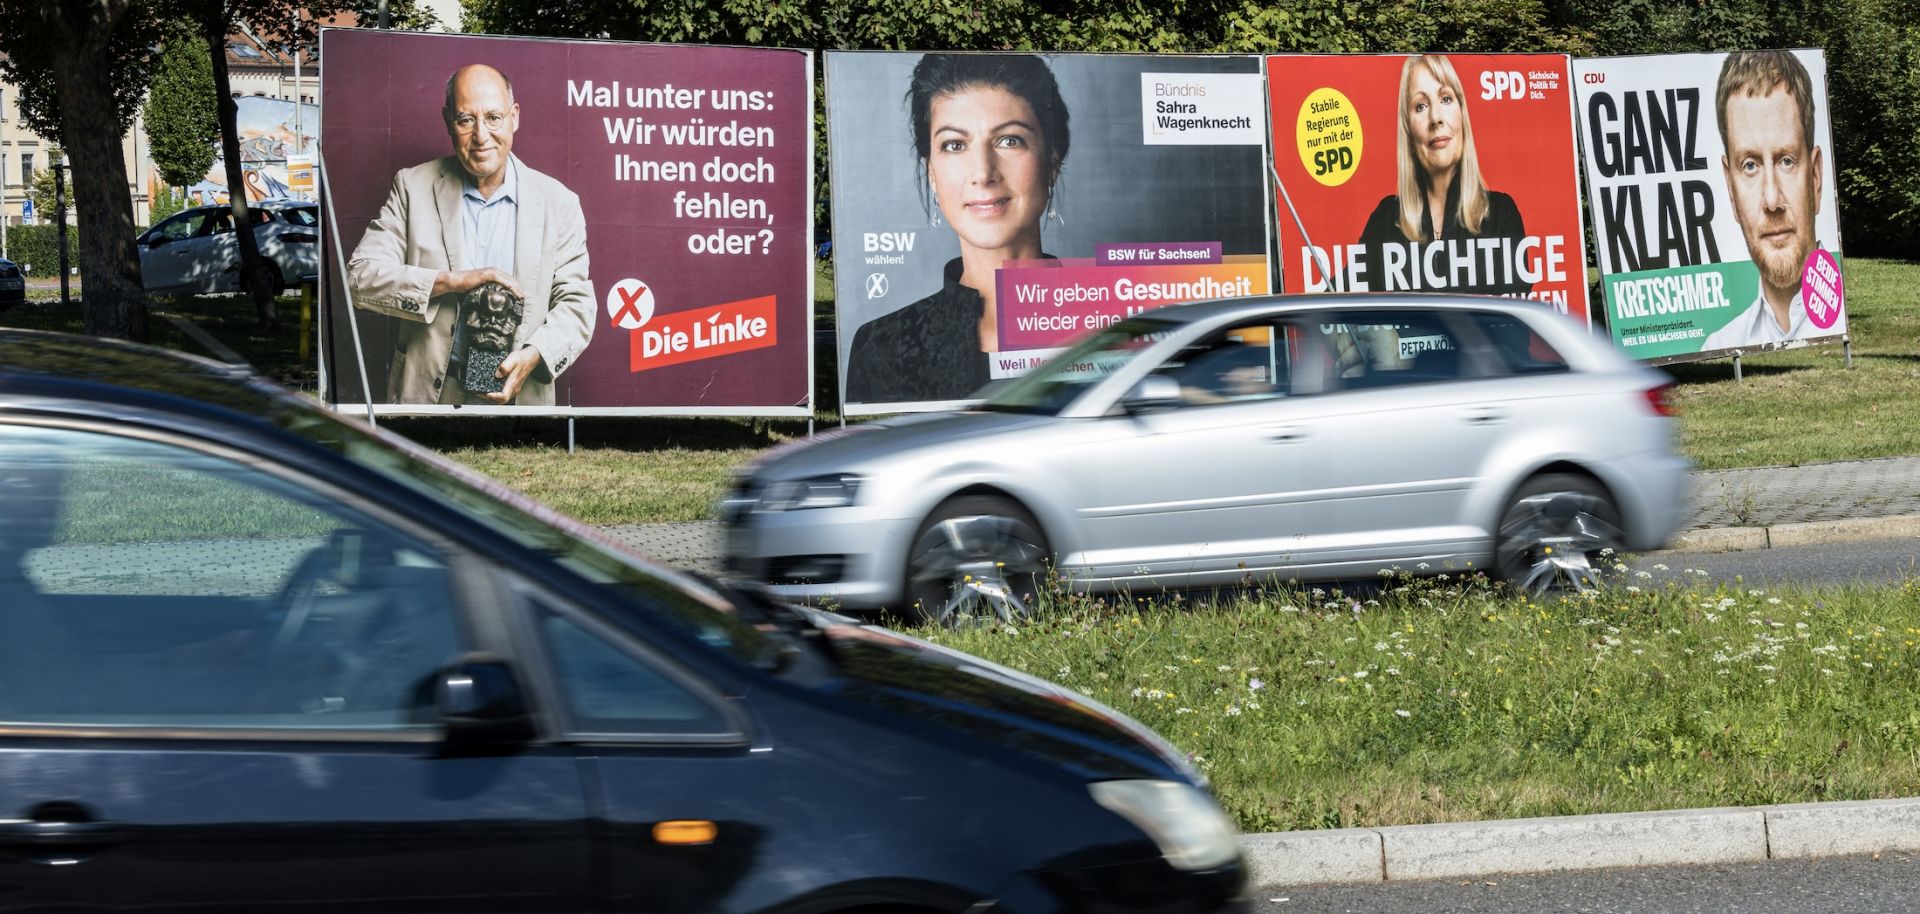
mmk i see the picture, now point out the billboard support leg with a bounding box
[1733,353,1743,382]
[316,144,379,427]
[1844,336,1853,368]
[568,417,576,455]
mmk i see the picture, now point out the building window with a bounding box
[21,154,33,184]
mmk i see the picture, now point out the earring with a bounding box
[930,192,942,227]
[1045,187,1062,226]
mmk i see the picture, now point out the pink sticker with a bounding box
[1802,249,1844,330]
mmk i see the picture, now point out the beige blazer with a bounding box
[347,155,594,405]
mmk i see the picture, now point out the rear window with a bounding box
[1466,311,1569,375]
[280,207,319,228]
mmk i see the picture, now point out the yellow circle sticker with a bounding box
[1296,88,1362,187]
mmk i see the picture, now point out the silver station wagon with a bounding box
[723,295,1691,625]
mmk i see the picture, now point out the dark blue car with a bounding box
[0,329,1247,913]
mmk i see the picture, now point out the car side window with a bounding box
[0,424,466,730]
[533,604,734,738]
[1149,322,1290,407]
[151,212,204,242]
[283,207,319,228]
[1312,310,1470,391]
[1466,311,1569,375]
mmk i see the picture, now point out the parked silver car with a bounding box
[723,295,1691,624]
[136,199,319,295]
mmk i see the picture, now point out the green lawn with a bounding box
[926,572,1920,832]
[5,257,1915,523]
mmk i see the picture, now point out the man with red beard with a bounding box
[1702,50,1826,351]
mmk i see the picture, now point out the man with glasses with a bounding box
[349,64,594,406]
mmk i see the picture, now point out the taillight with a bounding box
[283,232,318,244]
[1643,382,1677,417]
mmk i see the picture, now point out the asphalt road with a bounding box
[1254,852,1920,914]
[1630,536,1920,589]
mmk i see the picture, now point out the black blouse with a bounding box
[844,257,997,406]
[1356,186,1531,297]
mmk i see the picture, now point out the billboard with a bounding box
[1574,50,1845,361]
[319,29,814,414]
[1265,54,1591,325]
[827,52,1272,415]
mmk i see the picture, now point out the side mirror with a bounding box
[436,656,535,746]
[1121,375,1182,412]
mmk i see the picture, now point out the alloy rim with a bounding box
[907,513,1048,627]
[1497,490,1622,594]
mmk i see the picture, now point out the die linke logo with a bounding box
[629,294,779,372]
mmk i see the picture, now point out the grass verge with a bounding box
[923,570,1920,834]
[1669,257,1920,469]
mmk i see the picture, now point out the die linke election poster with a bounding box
[1266,54,1591,325]
[1573,50,1845,363]
[826,51,1273,414]
[320,29,813,415]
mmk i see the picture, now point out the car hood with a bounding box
[745,410,1056,479]
[795,608,1200,784]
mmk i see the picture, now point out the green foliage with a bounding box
[26,150,63,228]
[352,0,441,31]
[0,0,170,142]
[5,224,81,278]
[144,33,221,188]
[148,186,189,225]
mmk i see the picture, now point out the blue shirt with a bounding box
[458,156,518,275]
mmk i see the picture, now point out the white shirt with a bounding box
[1701,288,1810,352]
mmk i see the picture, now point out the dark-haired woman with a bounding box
[846,54,1070,405]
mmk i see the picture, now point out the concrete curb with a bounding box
[1660,513,1920,555]
[1241,797,1920,888]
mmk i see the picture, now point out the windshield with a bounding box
[980,317,1176,415]
[267,396,772,665]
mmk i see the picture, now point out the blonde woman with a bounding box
[1356,55,1531,297]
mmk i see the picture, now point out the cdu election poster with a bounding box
[826,51,1273,415]
[319,29,814,415]
[1266,53,1592,325]
[1573,50,1845,362]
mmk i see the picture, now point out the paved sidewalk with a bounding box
[601,456,1920,571]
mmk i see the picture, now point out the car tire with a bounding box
[263,261,286,296]
[903,495,1052,628]
[1493,472,1623,594]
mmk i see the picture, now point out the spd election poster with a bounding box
[827,51,1273,415]
[1266,54,1591,325]
[1573,50,1845,362]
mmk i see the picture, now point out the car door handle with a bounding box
[1266,425,1312,443]
[1461,407,1509,426]
[0,820,129,847]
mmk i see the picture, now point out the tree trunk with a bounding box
[42,5,150,342]
[205,13,281,332]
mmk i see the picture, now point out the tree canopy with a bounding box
[143,33,222,189]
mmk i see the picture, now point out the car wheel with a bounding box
[1493,473,1623,594]
[904,496,1051,628]
[263,261,286,295]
